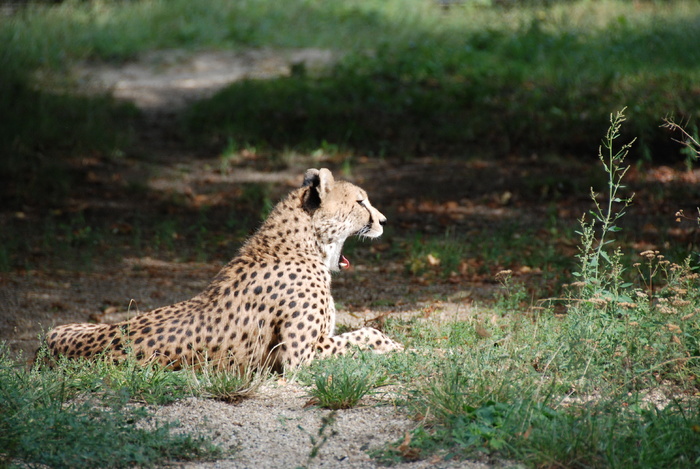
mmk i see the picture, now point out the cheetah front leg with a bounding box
[315,327,403,359]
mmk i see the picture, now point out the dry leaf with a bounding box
[475,323,491,338]
[303,397,320,408]
[397,431,412,453]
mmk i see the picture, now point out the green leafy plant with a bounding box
[494,269,529,312]
[559,110,700,391]
[377,353,552,463]
[297,411,338,469]
[418,368,511,455]
[663,117,700,170]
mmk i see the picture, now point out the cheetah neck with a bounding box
[237,192,331,268]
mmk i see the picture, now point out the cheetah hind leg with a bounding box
[318,327,403,359]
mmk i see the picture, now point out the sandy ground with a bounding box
[152,382,502,469]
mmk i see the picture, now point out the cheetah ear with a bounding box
[301,168,334,211]
[302,168,334,197]
[302,168,320,188]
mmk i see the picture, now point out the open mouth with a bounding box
[339,254,351,270]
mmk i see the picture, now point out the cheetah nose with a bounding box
[379,217,386,226]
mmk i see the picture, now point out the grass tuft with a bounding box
[192,361,267,404]
[303,354,390,410]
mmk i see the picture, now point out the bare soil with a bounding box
[2,48,698,468]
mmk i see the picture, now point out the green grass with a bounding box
[368,273,700,467]
[0,202,258,271]
[0,342,273,467]
[302,353,390,410]
[0,0,435,66]
[0,82,138,207]
[2,0,700,194]
[324,112,700,467]
[377,360,700,467]
[2,2,700,465]
[511,399,700,468]
[2,0,699,266]
[404,222,575,298]
[183,0,700,158]
[0,348,224,468]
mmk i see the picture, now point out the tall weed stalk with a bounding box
[573,108,635,307]
[565,110,700,390]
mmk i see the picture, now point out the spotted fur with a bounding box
[44,168,403,371]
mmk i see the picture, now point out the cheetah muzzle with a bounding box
[43,168,403,371]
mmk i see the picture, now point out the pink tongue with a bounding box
[339,255,351,270]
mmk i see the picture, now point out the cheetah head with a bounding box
[302,168,386,272]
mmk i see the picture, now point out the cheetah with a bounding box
[44,168,403,371]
